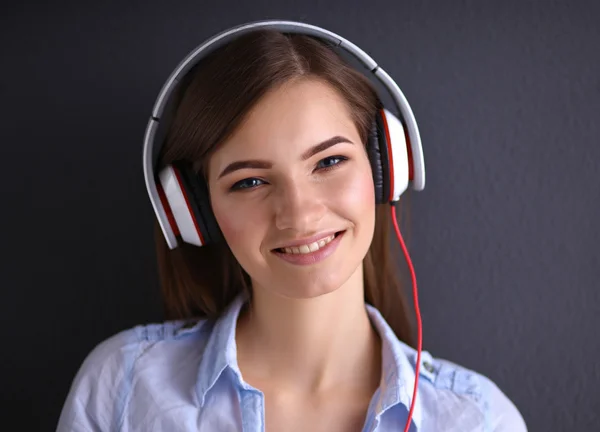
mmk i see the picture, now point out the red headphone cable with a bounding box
[391,203,423,432]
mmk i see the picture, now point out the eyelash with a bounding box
[230,155,349,192]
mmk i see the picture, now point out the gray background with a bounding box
[2,0,598,430]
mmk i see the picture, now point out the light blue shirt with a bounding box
[57,294,527,431]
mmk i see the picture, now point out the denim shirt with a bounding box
[57,294,527,431]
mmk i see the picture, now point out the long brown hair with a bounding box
[154,29,416,348]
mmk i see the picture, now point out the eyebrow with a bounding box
[217,135,353,179]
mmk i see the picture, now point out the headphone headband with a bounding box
[143,20,425,249]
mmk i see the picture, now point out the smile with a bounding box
[272,231,345,266]
[279,234,336,255]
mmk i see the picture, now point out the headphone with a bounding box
[143,20,426,250]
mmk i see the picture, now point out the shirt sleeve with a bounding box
[479,374,528,432]
[56,329,142,432]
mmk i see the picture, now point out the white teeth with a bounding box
[282,234,335,255]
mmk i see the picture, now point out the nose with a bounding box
[273,180,327,233]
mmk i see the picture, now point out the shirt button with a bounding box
[423,361,435,373]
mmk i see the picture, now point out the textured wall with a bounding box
[2,0,598,430]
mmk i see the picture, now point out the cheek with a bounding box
[211,198,250,250]
[336,162,375,214]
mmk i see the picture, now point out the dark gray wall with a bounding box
[2,0,598,430]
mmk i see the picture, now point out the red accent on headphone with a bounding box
[172,166,206,246]
[379,109,395,202]
[157,181,180,237]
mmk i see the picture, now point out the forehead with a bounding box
[208,78,358,170]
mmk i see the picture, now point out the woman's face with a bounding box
[207,78,376,299]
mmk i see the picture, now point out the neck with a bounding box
[235,266,381,397]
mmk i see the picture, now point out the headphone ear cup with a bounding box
[158,163,220,247]
[157,164,205,246]
[174,162,221,245]
[367,111,391,204]
[377,108,411,202]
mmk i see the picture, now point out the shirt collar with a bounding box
[365,304,424,430]
[195,293,247,405]
[195,294,424,430]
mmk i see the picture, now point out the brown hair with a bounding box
[154,29,416,348]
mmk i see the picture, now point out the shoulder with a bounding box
[366,305,527,431]
[419,353,528,432]
[57,319,212,432]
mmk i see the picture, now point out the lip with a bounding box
[271,231,345,266]
[272,230,341,250]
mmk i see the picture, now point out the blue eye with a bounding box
[316,155,348,171]
[231,178,264,191]
[229,156,348,192]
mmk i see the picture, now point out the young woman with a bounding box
[57,21,527,432]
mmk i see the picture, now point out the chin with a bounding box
[273,263,360,300]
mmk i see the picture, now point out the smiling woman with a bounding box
[155,26,413,344]
[57,21,527,432]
